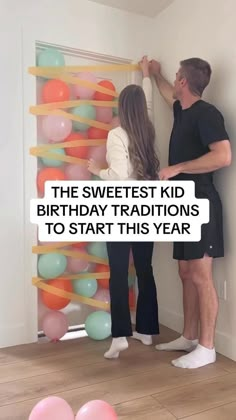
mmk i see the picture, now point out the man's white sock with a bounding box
[155,335,198,352]
[171,344,216,368]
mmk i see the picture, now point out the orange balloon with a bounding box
[96,264,110,289]
[72,242,88,249]
[41,278,73,310]
[42,79,70,103]
[88,127,109,139]
[94,80,116,101]
[129,288,136,309]
[37,167,66,195]
[65,132,88,159]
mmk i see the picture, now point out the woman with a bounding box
[88,56,160,359]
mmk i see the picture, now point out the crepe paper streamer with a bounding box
[32,244,136,274]
[31,138,107,151]
[33,278,110,310]
[30,107,112,131]
[30,138,108,165]
[32,100,118,112]
[29,70,119,98]
[33,245,107,265]
[33,263,135,281]
[31,149,88,166]
[33,278,135,310]
[28,62,140,75]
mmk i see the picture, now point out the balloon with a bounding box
[37,167,66,195]
[85,311,111,340]
[37,48,65,67]
[65,164,91,180]
[72,242,88,249]
[38,253,67,279]
[74,72,97,99]
[65,132,89,159]
[76,400,117,420]
[129,288,136,309]
[96,107,113,124]
[88,145,107,167]
[42,115,72,142]
[71,105,96,131]
[94,80,116,101]
[67,250,89,273]
[93,288,110,310]
[95,264,110,289]
[92,175,102,180]
[41,148,65,167]
[42,311,68,341]
[41,278,73,310]
[128,273,136,288]
[42,79,70,103]
[111,116,120,129]
[29,396,74,420]
[87,242,108,260]
[73,278,97,298]
[113,98,119,116]
[88,127,109,139]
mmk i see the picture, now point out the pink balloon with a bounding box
[42,311,68,341]
[93,288,110,304]
[38,292,52,330]
[96,107,113,123]
[74,72,97,99]
[111,116,120,128]
[42,115,72,142]
[76,400,117,420]
[93,289,110,312]
[67,249,89,273]
[88,145,107,167]
[29,396,74,420]
[65,164,92,180]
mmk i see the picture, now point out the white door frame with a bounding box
[22,24,138,344]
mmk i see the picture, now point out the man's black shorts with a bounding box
[173,184,224,261]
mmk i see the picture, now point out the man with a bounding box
[149,58,231,368]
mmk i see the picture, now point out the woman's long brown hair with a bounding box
[118,84,160,180]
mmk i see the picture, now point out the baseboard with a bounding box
[159,306,236,362]
[0,324,37,349]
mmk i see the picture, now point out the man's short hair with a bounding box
[180,58,212,96]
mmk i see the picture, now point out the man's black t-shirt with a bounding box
[169,100,229,184]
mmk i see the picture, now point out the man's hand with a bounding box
[139,56,150,77]
[159,165,181,180]
[149,59,161,76]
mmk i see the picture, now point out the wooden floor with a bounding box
[1,326,236,419]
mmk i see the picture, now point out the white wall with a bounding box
[0,0,153,348]
[151,0,236,360]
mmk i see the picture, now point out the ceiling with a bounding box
[89,0,175,18]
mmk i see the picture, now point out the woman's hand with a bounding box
[139,56,150,78]
[87,159,101,176]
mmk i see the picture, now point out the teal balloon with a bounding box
[37,48,65,67]
[41,148,65,167]
[113,98,119,116]
[73,278,98,298]
[71,105,96,131]
[92,175,101,181]
[128,273,136,288]
[38,253,67,279]
[87,242,108,260]
[85,311,111,340]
